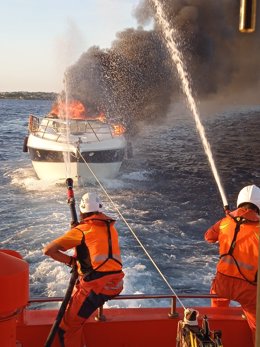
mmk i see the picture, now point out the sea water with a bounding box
[0,98,259,308]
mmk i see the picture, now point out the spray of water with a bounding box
[151,0,228,208]
[62,72,72,179]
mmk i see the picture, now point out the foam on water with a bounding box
[7,167,60,191]
[120,170,150,181]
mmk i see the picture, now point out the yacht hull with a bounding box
[29,159,124,183]
[27,125,126,184]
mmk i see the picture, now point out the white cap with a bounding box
[79,192,102,213]
[237,185,260,210]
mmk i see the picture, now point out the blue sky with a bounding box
[0,0,140,92]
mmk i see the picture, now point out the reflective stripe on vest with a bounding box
[220,256,254,271]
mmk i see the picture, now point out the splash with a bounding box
[7,167,60,191]
[151,0,228,208]
[62,72,72,179]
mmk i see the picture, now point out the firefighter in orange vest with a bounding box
[43,192,124,347]
[205,184,260,345]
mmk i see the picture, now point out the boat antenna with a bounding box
[44,178,78,347]
[77,150,186,309]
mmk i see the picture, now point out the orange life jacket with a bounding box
[217,209,259,284]
[74,213,122,276]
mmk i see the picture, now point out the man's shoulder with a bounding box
[229,208,259,222]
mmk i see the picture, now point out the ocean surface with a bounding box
[0,98,259,309]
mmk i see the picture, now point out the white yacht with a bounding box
[23,111,127,185]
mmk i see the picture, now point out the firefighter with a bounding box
[43,192,124,347]
[205,184,260,345]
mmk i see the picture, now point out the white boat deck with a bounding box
[29,115,124,145]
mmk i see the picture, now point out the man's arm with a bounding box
[43,241,74,266]
[204,220,221,243]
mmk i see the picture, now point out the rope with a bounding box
[77,148,186,309]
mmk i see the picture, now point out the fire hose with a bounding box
[44,178,79,347]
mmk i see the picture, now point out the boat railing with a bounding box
[28,293,217,320]
[28,115,40,133]
[29,115,119,143]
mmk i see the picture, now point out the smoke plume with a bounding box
[65,0,260,131]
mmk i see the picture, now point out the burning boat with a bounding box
[23,100,128,184]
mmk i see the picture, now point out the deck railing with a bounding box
[29,293,217,320]
[29,115,116,143]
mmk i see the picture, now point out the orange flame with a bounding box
[50,100,87,120]
[112,124,126,136]
[50,100,109,122]
[94,112,107,123]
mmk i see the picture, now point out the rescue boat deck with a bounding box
[16,294,253,347]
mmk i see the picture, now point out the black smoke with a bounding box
[65,1,260,132]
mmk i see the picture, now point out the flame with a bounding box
[112,124,126,136]
[50,100,109,122]
[50,100,87,120]
[49,100,125,135]
[94,112,106,123]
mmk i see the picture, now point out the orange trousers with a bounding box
[58,272,124,347]
[210,272,256,345]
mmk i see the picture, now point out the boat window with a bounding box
[69,121,88,134]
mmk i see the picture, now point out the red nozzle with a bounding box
[67,189,74,199]
[224,205,230,214]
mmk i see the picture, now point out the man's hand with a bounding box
[67,256,77,268]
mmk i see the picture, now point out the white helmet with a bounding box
[237,185,260,210]
[79,192,102,213]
